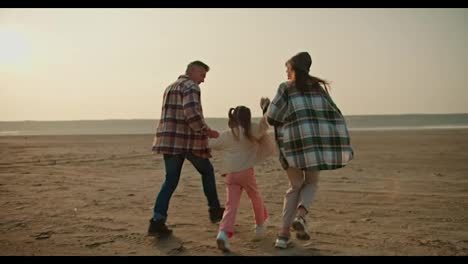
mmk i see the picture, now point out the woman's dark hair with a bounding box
[287,60,330,95]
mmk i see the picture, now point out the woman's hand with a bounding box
[260,97,270,114]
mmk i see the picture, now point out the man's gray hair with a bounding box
[186,60,210,74]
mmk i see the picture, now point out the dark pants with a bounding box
[153,153,221,222]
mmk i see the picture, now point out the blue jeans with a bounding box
[153,153,221,222]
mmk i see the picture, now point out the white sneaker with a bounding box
[254,218,269,236]
[274,235,291,249]
[216,231,231,252]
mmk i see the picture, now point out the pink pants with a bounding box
[218,168,268,236]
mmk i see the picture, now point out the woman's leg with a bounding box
[279,167,304,236]
[297,170,320,217]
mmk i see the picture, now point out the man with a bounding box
[148,60,224,237]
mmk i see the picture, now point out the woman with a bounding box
[265,51,354,249]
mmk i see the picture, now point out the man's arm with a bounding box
[182,85,209,133]
[208,130,228,150]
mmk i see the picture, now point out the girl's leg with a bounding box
[218,174,243,237]
[242,168,268,226]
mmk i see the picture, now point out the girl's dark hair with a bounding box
[228,107,239,139]
[228,106,256,143]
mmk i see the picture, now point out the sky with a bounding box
[0,8,467,121]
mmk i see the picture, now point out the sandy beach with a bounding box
[0,129,467,256]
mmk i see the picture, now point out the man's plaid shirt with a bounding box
[152,75,211,158]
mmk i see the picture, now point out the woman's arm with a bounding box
[266,83,288,126]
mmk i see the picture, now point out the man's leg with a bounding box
[153,154,185,222]
[186,153,223,222]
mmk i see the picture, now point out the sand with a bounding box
[0,129,467,255]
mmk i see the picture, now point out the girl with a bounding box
[209,102,276,252]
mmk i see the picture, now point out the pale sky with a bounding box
[1,8,467,121]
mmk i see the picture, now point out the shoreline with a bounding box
[1,126,468,137]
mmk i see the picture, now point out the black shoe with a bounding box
[209,207,225,223]
[148,218,172,237]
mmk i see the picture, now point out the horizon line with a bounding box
[1,112,468,122]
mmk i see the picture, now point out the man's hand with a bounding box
[206,128,219,138]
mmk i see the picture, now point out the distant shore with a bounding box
[2,113,468,136]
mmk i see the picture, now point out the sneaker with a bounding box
[274,235,291,249]
[147,218,172,237]
[292,216,310,240]
[209,207,225,223]
[292,216,306,231]
[216,230,231,252]
[254,218,269,236]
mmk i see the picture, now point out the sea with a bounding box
[1,114,468,136]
